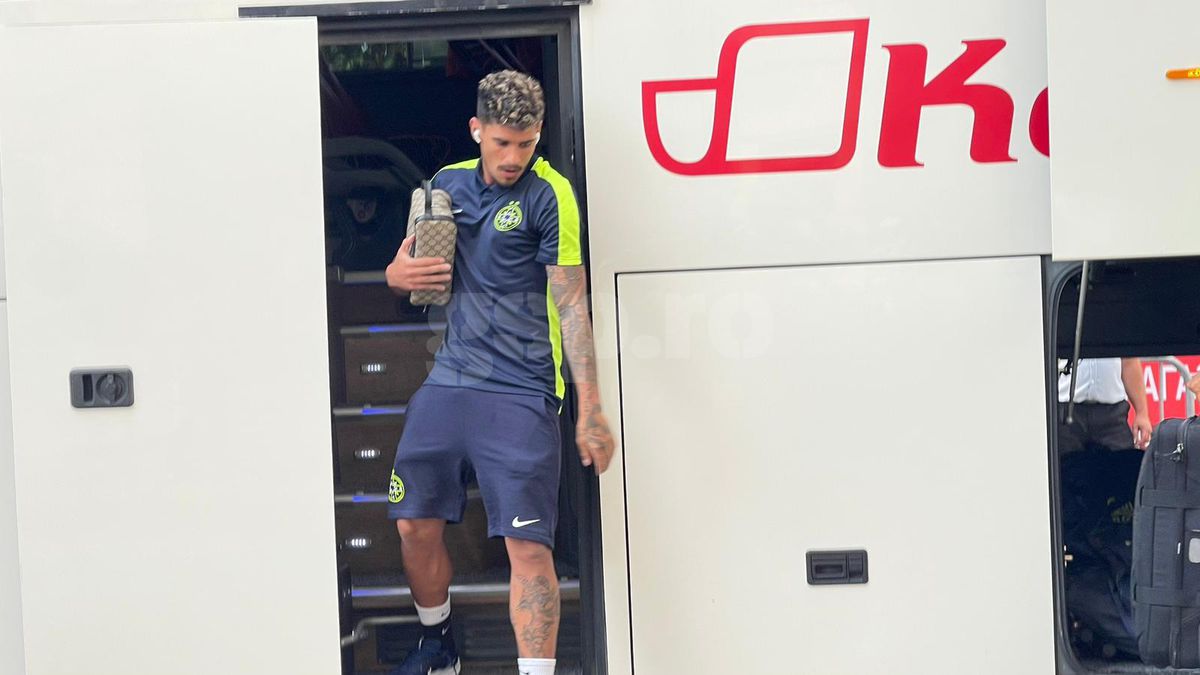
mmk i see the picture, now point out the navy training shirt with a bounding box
[423,156,583,403]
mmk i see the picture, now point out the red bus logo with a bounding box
[642,18,1050,176]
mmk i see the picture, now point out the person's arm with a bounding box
[1121,357,1153,449]
[548,264,615,474]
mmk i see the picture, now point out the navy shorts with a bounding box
[387,385,562,548]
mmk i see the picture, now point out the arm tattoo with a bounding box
[514,574,559,655]
[548,265,598,387]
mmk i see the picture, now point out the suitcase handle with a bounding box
[1171,416,1197,462]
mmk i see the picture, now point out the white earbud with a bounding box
[534,132,541,144]
[472,128,482,143]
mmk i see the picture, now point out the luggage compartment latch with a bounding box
[69,368,134,409]
[806,549,869,585]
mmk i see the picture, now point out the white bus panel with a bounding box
[0,304,24,675]
[1047,0,1200,260]
[0,19,339,675]
[616,256,1052,674]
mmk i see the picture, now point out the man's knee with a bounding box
[506,537,554,568]
[395,518,445,545]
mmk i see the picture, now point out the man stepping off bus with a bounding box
[384,69,615,675]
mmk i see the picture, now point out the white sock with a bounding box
[414,597,451,626]
[517,657,556,675]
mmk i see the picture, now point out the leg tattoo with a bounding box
[513,574,560,656]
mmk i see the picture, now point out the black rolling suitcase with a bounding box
[1132,416,1200,666]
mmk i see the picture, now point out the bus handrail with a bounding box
[1143,356,1195,418]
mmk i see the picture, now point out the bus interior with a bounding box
[1051,258,1200,674]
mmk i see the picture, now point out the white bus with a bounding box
[1,0,1198,673]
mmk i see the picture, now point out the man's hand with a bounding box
[577,403,615,475]
[547,264,616,475]
[385,236,452,294]
[1121,358,1153,450]
[1190,374,1200,399]
[1133,413,1153,450]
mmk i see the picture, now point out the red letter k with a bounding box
[879,40,1015,168]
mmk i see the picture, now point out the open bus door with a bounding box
[1047,4,1200,672]
[0,18,339,674]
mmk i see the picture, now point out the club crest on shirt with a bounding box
[494,201,523,232]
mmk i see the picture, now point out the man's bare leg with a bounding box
[394,518,460,672]
[507,537,560,659]
[396,518,453,605]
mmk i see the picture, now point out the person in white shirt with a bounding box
[1058,357,1152,452]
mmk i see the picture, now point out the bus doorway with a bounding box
[254,7,605,673]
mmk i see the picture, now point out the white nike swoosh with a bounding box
[512,516,541,528]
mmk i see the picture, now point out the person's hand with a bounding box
[385,236,452,293]
[1189,374,1200,399]
[576,405,615,475]
[1133,413,1153,450]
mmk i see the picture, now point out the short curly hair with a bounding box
[476,70,545,129]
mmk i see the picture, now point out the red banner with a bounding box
[1139,356,1200,425]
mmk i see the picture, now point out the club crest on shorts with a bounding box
[388,469,406,503]
[494,201,523,231]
